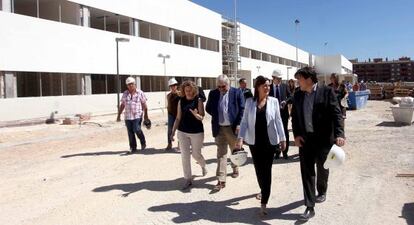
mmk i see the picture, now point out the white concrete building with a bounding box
[315,55,357,84]
[0,0,349,123]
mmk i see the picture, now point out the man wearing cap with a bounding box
[291,67,345,221]
[117,77,149,153]
[269,69,291,159]
[238,78,253,101]
[166,78,180,151]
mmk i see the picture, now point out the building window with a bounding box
[251,50,261,60]
[239,47,250,58]
[17,72,82,97]
[201,77,216,90]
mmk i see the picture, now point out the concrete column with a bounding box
[169,29,175,43]
[196,77,202,87]
[84,74,92,95]
[197,36,201,48]
[80,6,90,27]
[131,19,139,37]
[2,0,12,12]
[4,72,17,98]
[135,76,141,90]
[0,72,4,98]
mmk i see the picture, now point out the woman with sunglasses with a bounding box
[236,75,286,216]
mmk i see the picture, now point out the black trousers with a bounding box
[276,110,290,157]
[249,144,277,205]
[299,134,329,208]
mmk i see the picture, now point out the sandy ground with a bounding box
[0,100,413,225]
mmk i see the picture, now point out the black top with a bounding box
[254,102,272,146]
[167,92,180,117]
[291,84,344,151]
[178,97,204,134]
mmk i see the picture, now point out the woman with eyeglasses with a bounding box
[236,75,286,216]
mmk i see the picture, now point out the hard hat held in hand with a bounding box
[143,119,152,129]
[230,148,248,166]
[324,144,346,169]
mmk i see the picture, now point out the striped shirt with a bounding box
[121,89,147,120]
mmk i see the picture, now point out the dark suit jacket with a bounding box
[206,87,245,137]
[291,84,345,150]
[269,83,291,119]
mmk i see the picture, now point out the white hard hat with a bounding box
[272,69,282,78]
[230,148,248,166]
[324,144,346,169]
[168,78,178,86]
[126,77,136,85]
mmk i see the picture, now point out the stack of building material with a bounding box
[368,85,384,100]
[394,88,412,97]
[62,117,78,125]
[383,85,395,99]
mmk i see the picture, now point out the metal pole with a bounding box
[234,0,238,86]
[116,40,120,111]
[295,19,299,69]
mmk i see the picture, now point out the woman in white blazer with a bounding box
[235,75,286,216]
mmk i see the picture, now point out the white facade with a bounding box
[0,0,351,123]
[239,23,310,81]
[315,55,353,75]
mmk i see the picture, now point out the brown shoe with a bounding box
[231,168,239,178]
[213,181,226,191]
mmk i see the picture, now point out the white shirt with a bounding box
[219,91,231,126]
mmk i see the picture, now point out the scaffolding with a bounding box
[222,18,241,85]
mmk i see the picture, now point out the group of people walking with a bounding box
[116,66,345,221]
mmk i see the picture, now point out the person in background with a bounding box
[236,75,286,216]
[166,78,180,151]
[353,82,360,92]
[328,74,348,121]
[288,79,296,94]
[291,67,345,221]
[359,80,367,91]
[239,78,253,100]
[117,77,149,153]
[171,80,207,190]
[269,69,291,159]
[206,75,245,191]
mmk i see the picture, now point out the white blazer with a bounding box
[238,97,286,146]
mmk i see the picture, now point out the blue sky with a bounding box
[191,0,414,61]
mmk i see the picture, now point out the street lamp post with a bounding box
[158,53,171,108]
[115,37,129,111]
[256,66,261,75]
[295,19,300,69]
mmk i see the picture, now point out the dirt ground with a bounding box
[0,100,413,225]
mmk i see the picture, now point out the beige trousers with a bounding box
[215,126,238,182]
[177,131,206,180]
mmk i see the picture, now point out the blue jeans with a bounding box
[167,114,176,145]
[125,118,146,150]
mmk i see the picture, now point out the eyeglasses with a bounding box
[217,85,227,89]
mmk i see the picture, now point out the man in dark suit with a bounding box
[206,75,245,191]
[291,67,345,221]
[269,69,291,159]
[238,78,253,100]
